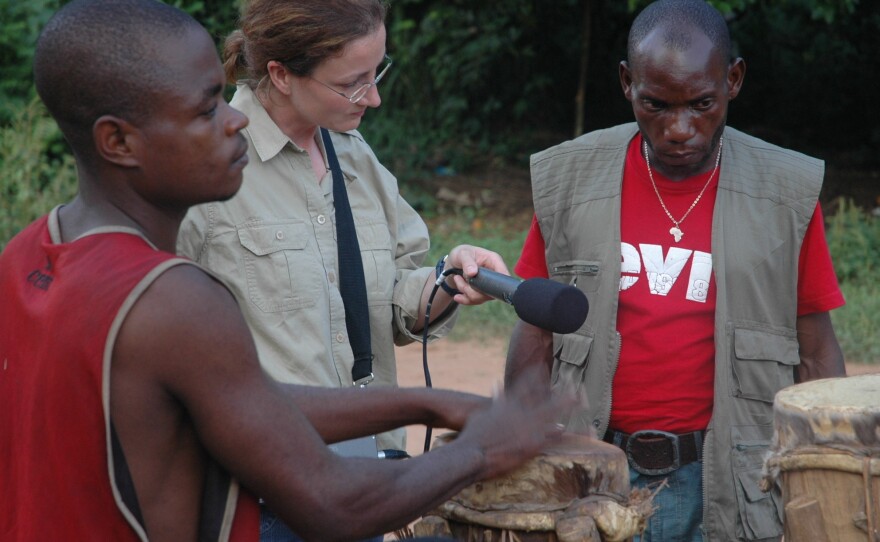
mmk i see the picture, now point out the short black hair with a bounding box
[628,0,731,64]
[34,0,202,154]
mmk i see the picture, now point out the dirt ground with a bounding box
[394,338,879,458]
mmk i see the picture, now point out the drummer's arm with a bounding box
[795,311,846,382]
[505,320,554,389]
[284,386,488,443]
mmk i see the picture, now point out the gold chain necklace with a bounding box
[643,137,723,243]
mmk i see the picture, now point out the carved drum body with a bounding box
[764,374,880,542]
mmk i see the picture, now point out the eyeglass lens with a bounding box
[349,57,392,103]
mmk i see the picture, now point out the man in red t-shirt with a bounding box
[505,1,845,540]
[516,136,843,438]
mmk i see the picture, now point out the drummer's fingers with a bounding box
[506,365,582,424]
[492,391,568,447]
[503,364,554,406]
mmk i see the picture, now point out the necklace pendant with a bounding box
[670,226,684,242]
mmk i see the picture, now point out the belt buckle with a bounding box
[625,429,681,476]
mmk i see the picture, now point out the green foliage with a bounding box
[729,1,878,161]
[821,199,879,363]
[826,199,880,283]
[169,0,241,45]
[0,0,238,126]
[361,0,875,183]
[626,0,859,21]
[2,0,877,180]
[361,0,582,180]
[832,281,880,364]
[802,0,860,23]
[0,0,61,123]
[0,0,240,252]
[0,98,77,252]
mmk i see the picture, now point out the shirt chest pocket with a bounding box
[353,220,394,304]
[237,220,320,313]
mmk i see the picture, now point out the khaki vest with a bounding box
[531,123,822,541]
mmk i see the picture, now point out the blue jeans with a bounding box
[260,505,383,542]
[630,461,703,542]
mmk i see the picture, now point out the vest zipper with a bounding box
[702,424,712,539]
[552,263,600,276]
[601,331,622,437]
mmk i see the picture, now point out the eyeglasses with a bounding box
[311,55,392,103]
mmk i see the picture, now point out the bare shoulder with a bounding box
[113,262,261,398]
[110,263,268,537]
[126,262,240,327]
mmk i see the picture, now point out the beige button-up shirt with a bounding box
[177,85,457,450]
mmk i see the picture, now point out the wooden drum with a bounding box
[412,432,654,541]
[763,374,880,542]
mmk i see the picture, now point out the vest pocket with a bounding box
[731,426,783,540]
[551,333,594,395]
[237,220,319,313]
[731,327,799,403]
[554,332,594,368]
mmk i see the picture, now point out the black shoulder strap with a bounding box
[320,128,373,384]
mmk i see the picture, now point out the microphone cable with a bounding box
[421,266,463,453]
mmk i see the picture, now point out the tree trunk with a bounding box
[574,0,594,138]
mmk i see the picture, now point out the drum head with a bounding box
[774,374,880,451]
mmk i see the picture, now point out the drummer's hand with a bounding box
[453,365,575,481]
[443,245,509,306]
[552,377,597,439]
[421,389,491,431]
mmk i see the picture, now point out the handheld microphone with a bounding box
[466,267,589,334]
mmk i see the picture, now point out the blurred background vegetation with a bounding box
[1,0,877,362]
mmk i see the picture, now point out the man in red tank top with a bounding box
[0,1,572,541]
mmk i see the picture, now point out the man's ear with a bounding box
[727,57,746,101]
[93,115,141,168]
[619,60,634,101]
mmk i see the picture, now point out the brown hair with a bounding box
[224,0,387,87]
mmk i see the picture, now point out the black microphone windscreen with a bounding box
[511,278,589,334]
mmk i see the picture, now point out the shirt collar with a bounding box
[231,84,305,162]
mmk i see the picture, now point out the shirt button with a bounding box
[593,419,601,428]
[336,332,346,343]
[275,230,284,240]
[328,271,336,283]
[316,214,327,225]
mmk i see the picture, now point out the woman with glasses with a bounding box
[176,1,509,540]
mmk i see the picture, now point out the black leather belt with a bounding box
[603,429,704,476]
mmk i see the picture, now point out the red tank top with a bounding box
[0,210,259,541]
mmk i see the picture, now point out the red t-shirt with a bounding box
[515,134,845,434]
